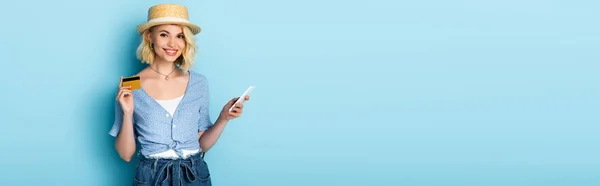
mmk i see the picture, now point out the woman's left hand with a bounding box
[219,95,250,121]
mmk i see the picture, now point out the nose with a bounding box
[167,37,176,47]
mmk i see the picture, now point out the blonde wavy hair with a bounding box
[136,25,197,71]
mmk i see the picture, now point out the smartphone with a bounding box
[122,76,141,90]
[229,86,254,112]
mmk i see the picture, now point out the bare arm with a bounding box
[198,95,249,152]
[198,117,230,152]
[115,112,136,162]
[114,82,136,162]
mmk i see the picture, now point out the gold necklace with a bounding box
[149,66,177,80]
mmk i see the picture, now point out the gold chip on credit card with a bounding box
[122,76,141,90]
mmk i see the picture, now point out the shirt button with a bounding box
[166,113,170,117]
[173,124,177,128]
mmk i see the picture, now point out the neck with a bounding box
[150,59,178,75]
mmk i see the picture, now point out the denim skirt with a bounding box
[133,152,211,186]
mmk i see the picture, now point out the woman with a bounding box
[109,4,248,186]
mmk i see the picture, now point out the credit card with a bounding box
[122,76,141,90]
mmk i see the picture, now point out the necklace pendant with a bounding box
[165,76,170,80]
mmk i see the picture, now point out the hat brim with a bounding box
[137,21,201,35]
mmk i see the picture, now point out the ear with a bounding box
[144,30,152,43]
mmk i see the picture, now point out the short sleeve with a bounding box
[109,100,136,138]
[109,100,123,137]
[198,76,214,132]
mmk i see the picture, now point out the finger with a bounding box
[232,102,243,108]
[116,78,126,99]
[117,87,132,96]
[119,76,123,87]
[117,91,125,100]
[245,95,250,101]
[232,107,243,114]
[120,90,133,98]
[227,97,240,107]
[123,90,132,96]
[116,91,125,100]
[118,86,131,96]
[229,111,241,117]
[120,87,131,92]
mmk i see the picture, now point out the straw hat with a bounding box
[136,4,201,35]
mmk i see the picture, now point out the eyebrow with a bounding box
[159,30,183,35]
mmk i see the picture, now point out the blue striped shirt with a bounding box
[109,71,214,158]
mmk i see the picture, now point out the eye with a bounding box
[160,33,168,37]
[177,35,185,39]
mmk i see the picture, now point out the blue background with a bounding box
[0,0,598,185]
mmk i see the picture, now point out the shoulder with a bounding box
[187,70,210,93]
[188,70,208,83]
[133,68,149,77]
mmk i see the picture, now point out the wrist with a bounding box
[123,111,134,118]
[217,115,230,123]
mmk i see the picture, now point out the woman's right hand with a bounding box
[116,76,134,114]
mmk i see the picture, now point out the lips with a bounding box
[164,48,178,56]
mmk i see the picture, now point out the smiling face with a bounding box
[146,24,186,63]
